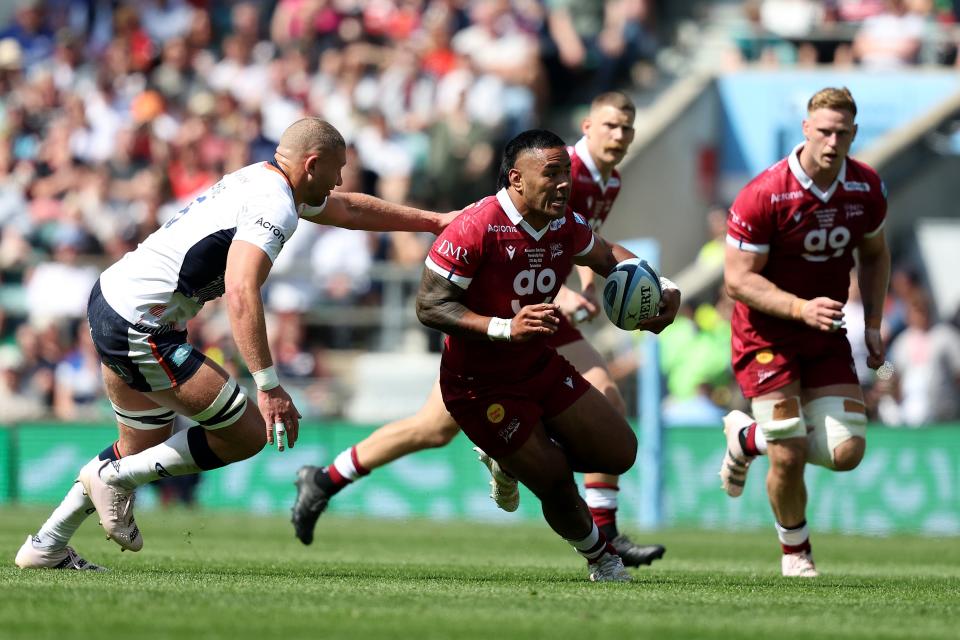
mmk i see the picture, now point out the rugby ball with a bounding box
[602,259,662,330]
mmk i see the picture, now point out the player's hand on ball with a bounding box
[512,303,560,341]
[800,297,845,332]
[258,386,301,450]
[865,327,885,369]
[635,286,681,335]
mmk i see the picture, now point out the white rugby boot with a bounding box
[719,410,756,498]
[782,551,819,577]
[589,551,632,582]
[78,459,142,552]
[15,535,107,571]
[473,447,519,512]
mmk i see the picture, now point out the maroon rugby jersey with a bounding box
[425,189,595,380]
[726,144,887,356]
[567,137,621,231]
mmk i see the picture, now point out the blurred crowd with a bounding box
[729,0,960,67]
[0,0,658,422]
[2,1,957,427]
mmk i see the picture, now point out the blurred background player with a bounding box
[15,118,453,570]
[720,87,890,577]
[291,92,667,567]
[415,129,680,581]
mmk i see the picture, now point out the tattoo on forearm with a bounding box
[416,269,470,334]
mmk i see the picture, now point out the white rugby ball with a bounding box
[602,258,662,330]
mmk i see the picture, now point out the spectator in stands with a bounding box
[543,0,656,104]
[53,322,105,421]
[877,291,960,425]
[0,0,54,71]
[0,343,46,423]
[23,225,98,324]
[852,0,927,68]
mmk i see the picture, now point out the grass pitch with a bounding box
[1,505,957,640]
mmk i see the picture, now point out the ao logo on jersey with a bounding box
[802,225,850,262]
[511,268,556,314]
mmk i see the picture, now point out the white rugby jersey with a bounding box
[99,161,315,331]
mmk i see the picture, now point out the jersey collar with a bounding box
[497,188,550,241]
[573,137,610,193]
[787,143,846,203]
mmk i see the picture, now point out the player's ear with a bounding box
[509,167,523,192]
[851,122,858,143]
[304,154,317,178]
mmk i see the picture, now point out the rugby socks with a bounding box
[585,482,620,540]
[35,444,121,550]
[104,427,224,490]
[566,522,615,563]
[776,520,812,555]
[739,422,767,457]
[317,446,370,495]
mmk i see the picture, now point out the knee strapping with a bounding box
[112,402,176,430]
[803,397,867,469]
[191,378,247,430]
[752,396,805,440]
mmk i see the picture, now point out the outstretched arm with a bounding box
[301,192,457,235]
[415,269,558,342]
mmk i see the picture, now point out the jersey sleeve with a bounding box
[863,175,888,238]
[727,183,774,253]
[424,212,484,289]
[234,195,299,264]
[572,211,595,256]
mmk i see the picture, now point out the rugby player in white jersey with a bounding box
[15,118,452,569]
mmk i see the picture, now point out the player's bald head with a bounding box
[497,129,567,189]
[589,91,635,116]
[277,118,345,158]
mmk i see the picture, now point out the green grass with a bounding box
[1,505,958,640]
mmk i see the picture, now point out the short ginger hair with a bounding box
[807,87,857,118]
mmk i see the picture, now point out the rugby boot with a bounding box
[78,459,142,552]
[291,465,333,545]
[782,551,819,577]
[589,551,632,582]
[611,534,665,567]
[15,535,107,571]
[474,447,519,512]
[719,410,756,497]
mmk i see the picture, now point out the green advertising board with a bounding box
[1,423,958,535]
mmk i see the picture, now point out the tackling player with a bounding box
[15,118,454,570]
[291,92,667,567]
[416,129,680,581]
[720,87,890,577]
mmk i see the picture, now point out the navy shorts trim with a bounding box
[87,280,205,392]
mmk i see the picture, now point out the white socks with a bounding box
[584,486,618,510]
[331,447,364,482]
[566,522,607,562]
[35,479,94,551]
[104,430,202,490]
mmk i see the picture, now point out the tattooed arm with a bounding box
[415,269,559,342]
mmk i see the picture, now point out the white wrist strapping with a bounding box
[487,317,512,341]
[252,365,280,391]
[658,276,678,292]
